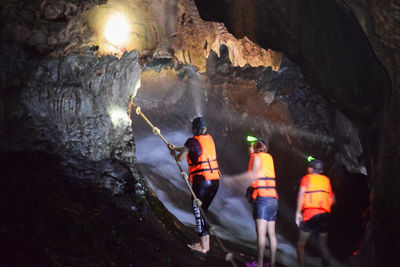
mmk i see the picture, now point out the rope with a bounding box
[129,99,237,267]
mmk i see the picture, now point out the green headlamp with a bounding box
[307,156,315,162]
[246,135,258,143]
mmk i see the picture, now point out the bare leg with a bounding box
[266,221,277,267]
[201,234,210,252]
[319,232,329,267]
[297,230,311,267]
[256,219,268,267]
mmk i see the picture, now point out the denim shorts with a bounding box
[253,196,278,221]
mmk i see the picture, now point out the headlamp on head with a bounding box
[308,158,324,174]
[192,117,206,136]
[246,135,258,143]
[307,156,315,162]
[247,135,267,152]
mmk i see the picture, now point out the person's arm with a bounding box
[232,155,261,180]
[168,144,188,162]
[249,155,262,181]
[295,186,307,227]
[176,146,188,162]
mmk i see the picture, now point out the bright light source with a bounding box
[110,108,130,126]
[246,135,258,142]
[104,14,130,46]
[307,156,315,162]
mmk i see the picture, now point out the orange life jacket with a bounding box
[301,174,334,213]
[187,134,221,182]
[248,152,277,199]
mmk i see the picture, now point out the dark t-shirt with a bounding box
[184,137,202,163]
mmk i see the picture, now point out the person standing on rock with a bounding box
[295,159,335,267]
[226,136,278,267]
[169,117,221,254]
[247,137,278,267]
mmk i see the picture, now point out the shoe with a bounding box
[245,261,256,267]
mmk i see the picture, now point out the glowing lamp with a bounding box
[307,156,315,162]
[104,14,130,46]
[246,135,258,143]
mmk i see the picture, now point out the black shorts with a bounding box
[300,212,330,233]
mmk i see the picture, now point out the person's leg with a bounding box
[189,176,219,253]
[187,199,207,254]
[188,176,206,252]
[319,232,329,267]
[256,219,268,267]
[297,230,311,267]
[266,221,277,267]
[201,234,210,252]
[197,179,218,252]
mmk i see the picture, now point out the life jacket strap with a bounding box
[305,190,329,194]
[255,177,275,181]
[189,167,220,175]
[189,159,218,166]
[252,186,276,190]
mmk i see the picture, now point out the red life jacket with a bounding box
[248,152,277,199]
[187,134,220,182]
[301,174,334,213]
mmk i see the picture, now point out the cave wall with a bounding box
[194,0,399,265]
[0,40,141,192]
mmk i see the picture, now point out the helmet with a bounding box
[309,159,324,174]
[192,117,206,136]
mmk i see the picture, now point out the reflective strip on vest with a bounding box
[302,174,333,213]
[187,134,220,182]
[248,152,277,199]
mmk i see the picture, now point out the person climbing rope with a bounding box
[295,159,335,267]
[130,101,237,266]
[169,117,221,254]
[226,136,278,267]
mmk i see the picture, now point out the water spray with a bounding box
[129,98,238,266]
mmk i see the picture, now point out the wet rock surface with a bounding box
[0,150,254,267]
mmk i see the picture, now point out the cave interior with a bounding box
[1,0,399,266]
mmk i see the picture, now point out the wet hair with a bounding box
[253,137,268,153]
[192,117,206,136]
[309,159,324,174]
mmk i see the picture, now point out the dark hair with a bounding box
[309,159,324,174]
[192,117,206,136]
[253,138,267,153]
